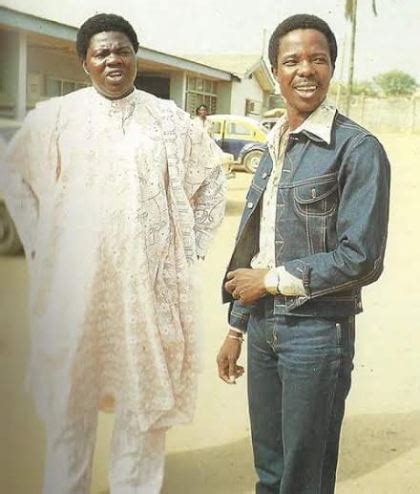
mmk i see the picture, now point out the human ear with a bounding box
[82,60,89,75]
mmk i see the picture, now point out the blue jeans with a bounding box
[247,298,355,494]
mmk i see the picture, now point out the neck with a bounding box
[95,85,135,100]
[286,108,311,131]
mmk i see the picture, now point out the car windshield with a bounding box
[208,116,269,135]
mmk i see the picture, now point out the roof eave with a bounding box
[0,6,235,82]
[248,59,276,92]
[140,48,234,81]
[0,6,77,41]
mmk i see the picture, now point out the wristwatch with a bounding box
[264,269,280,295]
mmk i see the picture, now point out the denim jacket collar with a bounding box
[268,100,337,152]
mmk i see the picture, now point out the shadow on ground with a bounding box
[337,410,420,482]
[225,199,245,217]
[162,437,254,494]
[158,411,420,494]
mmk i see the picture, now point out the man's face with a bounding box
[273,29,333,127]
[83,31,137,100]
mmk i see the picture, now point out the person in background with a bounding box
[1,13,225,494]
[217,13,390,494]
[193,104,214,137]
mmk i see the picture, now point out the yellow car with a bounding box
[208,114,268,173]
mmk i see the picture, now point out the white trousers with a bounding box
[42,407,166,494]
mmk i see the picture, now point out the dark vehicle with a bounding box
[208,114,268,173]
[260,107,287,131]
[0,119,23,255]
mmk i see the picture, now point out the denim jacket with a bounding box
[223,111,391,331]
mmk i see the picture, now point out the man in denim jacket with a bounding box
[217,14,390,494]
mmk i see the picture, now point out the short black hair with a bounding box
[76,13,139,60]
[268,14,337,70]
[196,104,209,114]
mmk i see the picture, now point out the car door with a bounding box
[221,120,255,159]
[211,118,225,150]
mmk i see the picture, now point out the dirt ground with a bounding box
[1,132,419,493]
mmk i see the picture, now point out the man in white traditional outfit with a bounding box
[0,13,225,494]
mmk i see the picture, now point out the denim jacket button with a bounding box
[262,172,268,179]
[247,201,254,208]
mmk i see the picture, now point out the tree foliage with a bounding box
[351,81,378,97]
[374,70,418,96]
[329,81,377,97]
[345,0,377,19]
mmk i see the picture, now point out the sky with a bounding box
[2,0,419,83]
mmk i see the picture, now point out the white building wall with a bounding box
[169,71,187,110]
[215,81,232,114]
[27,45,85,83]
[229,75,264,117]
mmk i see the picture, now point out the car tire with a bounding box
[0,203,23,255]
[243,149,263,174]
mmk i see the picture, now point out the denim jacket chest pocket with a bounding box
[292,173,339,217]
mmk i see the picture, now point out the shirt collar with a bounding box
[268,100,337,147]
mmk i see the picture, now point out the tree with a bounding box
[344,0,378,114]
[374,70,418,97]
[351,81,378,97]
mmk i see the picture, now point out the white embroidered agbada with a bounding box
[1,87,225,432]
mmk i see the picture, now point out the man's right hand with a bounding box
[216,331,245,384]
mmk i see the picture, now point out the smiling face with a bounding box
[83,31,137,100]
[273,28,333,129]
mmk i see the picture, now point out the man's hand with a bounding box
[217,332,245,384]
[224,268,269,305]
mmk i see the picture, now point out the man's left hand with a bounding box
[224,268,268,305]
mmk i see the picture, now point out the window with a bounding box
[46,78,61,97]
[76,82,89,90]
[229,122,252,136]
[62,81,76,95]
[196,78,204,92]
[245,98,263,116]
[211,121,222,134]
[186,76,218,115]
[187,78,196,91]
[46,77,89,98]
[27,73,43,102]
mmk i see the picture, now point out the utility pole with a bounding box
[335,34,347,110]
[345,0,358,116]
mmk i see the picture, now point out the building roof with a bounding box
[182,53,276,92]
[182,54,261,76]
[0,6,236,82]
